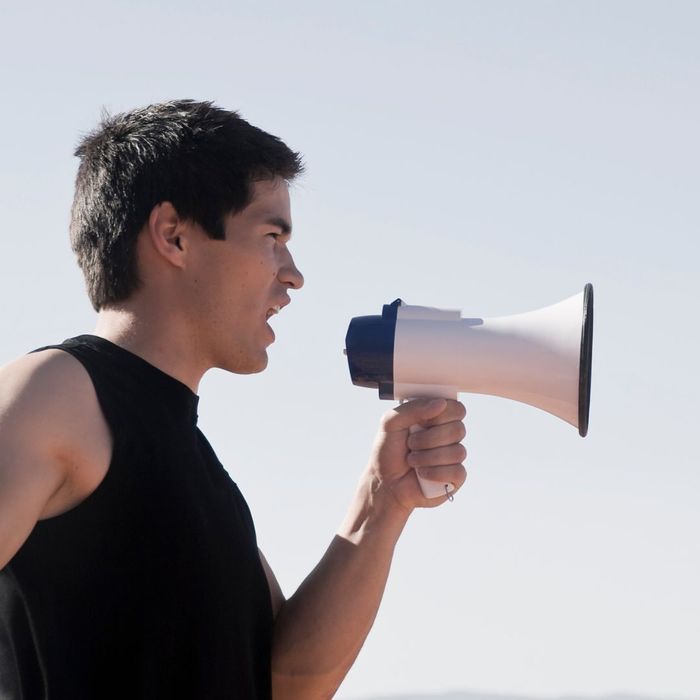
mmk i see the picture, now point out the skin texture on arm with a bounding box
[0,351,112,569]
[268,398,467,700]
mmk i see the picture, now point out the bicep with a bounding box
[0,443,65,569]
[259,549,286,619]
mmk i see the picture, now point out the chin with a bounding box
[222,352,269,375]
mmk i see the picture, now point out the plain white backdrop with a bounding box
[1,2,698,698]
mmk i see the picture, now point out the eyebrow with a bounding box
[265,216,292,235]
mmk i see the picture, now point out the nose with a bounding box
[279,249,304,290]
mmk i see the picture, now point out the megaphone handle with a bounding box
[403,389,459,500]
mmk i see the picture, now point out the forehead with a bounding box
[240,178,291,220]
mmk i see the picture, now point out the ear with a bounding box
[145,202,190,268]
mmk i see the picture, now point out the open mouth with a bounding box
[266,306,281,320]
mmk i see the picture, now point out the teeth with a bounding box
[271,306,281,315]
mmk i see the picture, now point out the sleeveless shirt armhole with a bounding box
[26,343,128,524]
[28,343,126,437]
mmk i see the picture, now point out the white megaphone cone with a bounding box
[345,284,594,499]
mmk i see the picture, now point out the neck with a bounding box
[93,303,205,394]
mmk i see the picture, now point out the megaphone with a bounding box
[344,284,594,499]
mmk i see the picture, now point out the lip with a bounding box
[266,298,291,320]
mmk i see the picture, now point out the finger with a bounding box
[381,398,447,433]
[419,399,466,428]
[407,420,466,451]
[408,443,467,469]
[416,463,468,491]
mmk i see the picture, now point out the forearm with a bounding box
[270,398,467,699]
[271,474,411,700]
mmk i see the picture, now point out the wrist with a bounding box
[338,470,412,547]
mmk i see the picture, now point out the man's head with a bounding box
[70,100,304,312]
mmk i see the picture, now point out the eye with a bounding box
[267,230,291,245]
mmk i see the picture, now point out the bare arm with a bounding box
[0,351,110,569]
[268,398,467,700]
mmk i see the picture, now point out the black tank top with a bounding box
[0,335,273,699]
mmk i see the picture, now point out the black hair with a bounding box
[70,100,304,311]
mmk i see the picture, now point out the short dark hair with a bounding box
[70,100,304,311]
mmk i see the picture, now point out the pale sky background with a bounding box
[1,1,698,698]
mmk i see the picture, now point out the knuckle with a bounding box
[455,401,467,420]
[448,463,466,482]
[452,444,466,462]
[453,422,467,441]
[380,408,398,430]
[460,425,467,442]
[455,464,468,485]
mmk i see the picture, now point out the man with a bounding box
[0,100,467,699]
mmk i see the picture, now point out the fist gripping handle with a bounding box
[345,299,462,499]
[345,288,594,497]
[405,388,459,499]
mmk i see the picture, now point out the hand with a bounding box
[366,398,467,513]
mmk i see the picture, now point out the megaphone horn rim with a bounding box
[578,283,594,437]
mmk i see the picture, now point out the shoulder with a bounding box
[0,346,112,518]
[0,348,98,445]
[1,346,92,396]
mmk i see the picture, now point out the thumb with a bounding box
[381,398,447,433]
